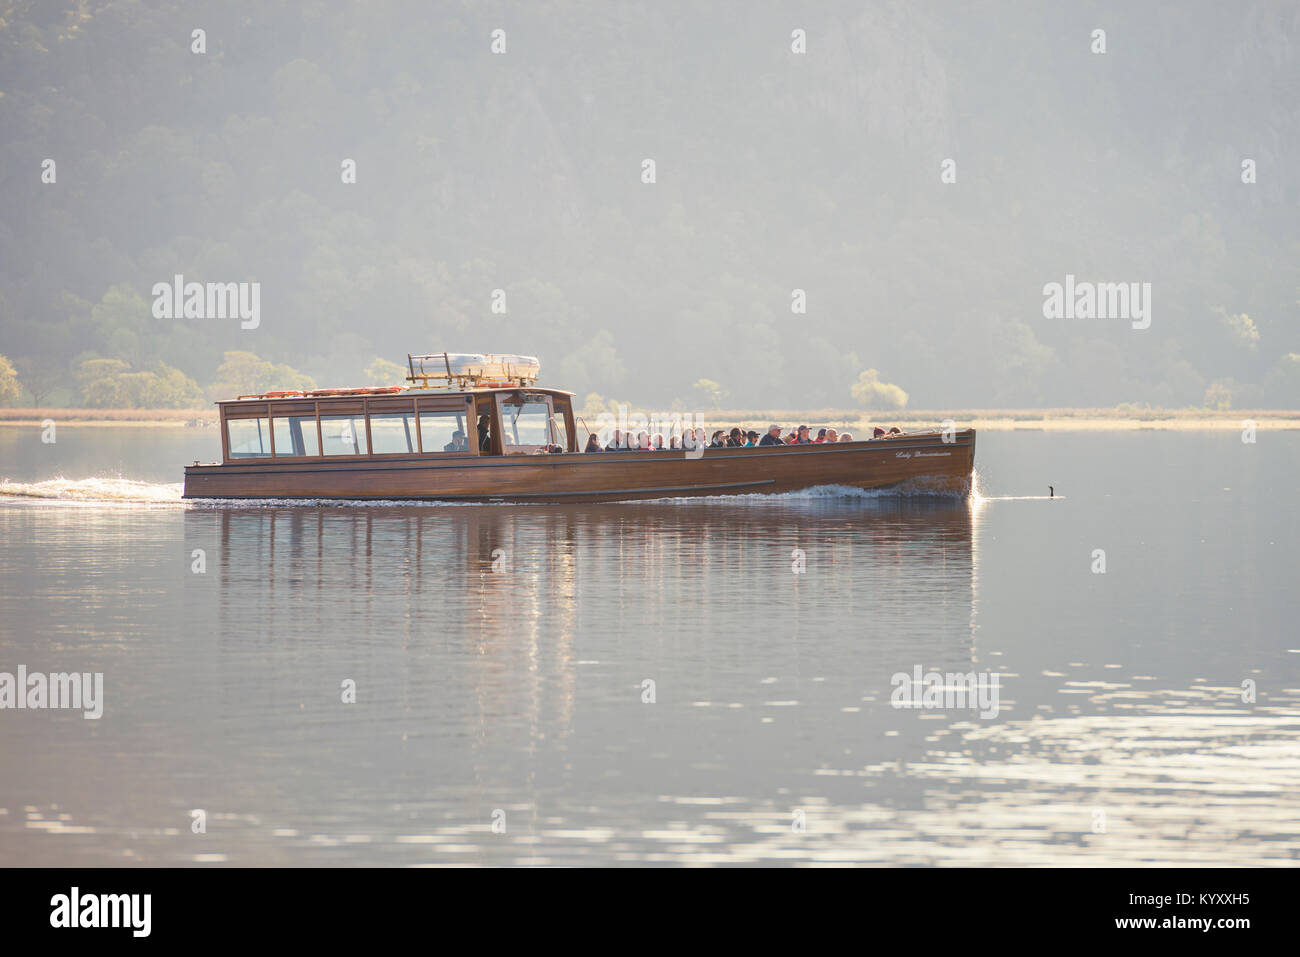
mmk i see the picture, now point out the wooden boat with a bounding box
[182,353,975,502]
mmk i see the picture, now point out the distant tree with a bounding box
[577,392,632,418]
[364,357,406,386]
[75,358,132,407]
[92,284,153,367]
[1217,309,1260,352]
[1261,353,1300,407]
[556,331,627,397]
[1203,380,1233,410]
[74,358,203,408]
[15,356,64,406]
[135,364,205,408]
[208,351,316,399]
[851,369,909,410]
[0,355,22,406]
[579,392,607,418]
[692,378,726,410]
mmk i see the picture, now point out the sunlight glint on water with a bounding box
[0,429,1297,865]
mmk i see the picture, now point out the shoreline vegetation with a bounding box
[1,407,1297,431]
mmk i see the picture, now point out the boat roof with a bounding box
[220,385,575,405]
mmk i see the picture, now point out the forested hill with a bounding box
[1,0,1297,409]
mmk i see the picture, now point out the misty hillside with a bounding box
[1,0,1298,409]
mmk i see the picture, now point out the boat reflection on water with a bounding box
[191,493,980,679]
[186,494,981,810]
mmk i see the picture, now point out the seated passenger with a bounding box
[636,430,651,450]
[889,427,902,434]
[650,433,666,450]
[584,434,602,453]
[669,434,681,450]
[708,430,727,449]
[794,425,813,445]
[839,432,854,441]
[606,428,624,451]
[444,430,468,452]
[745,430,759,447]
[872,427,886,439]
[758,424,785,446]
[727,427,744,447]
[824,428,838,443]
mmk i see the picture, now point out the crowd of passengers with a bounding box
[580,423,903,452]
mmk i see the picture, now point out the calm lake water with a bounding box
[1,426,1297,865]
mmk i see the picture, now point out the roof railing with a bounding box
[235,386,404,400]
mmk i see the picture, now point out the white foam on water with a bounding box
[0,478,529,509]
[0,476,481,509]
[1,473,975,509]
[0,476,185,506]
[634,479,972,506]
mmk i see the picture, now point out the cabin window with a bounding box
[320,415,367,456]
[272,416,320,457]
[368,412,418,455]
[419,410,471,453]
[227,417,271,458]
[500,398,553,451]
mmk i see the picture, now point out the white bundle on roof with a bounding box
[408,353,541,383]
[446,354,539,379]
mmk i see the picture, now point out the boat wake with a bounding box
[0,476,185,506]
[0,477,477,509]
[1,474,978,509]
[636,479,973,506]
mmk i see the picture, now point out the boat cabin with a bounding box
[189,352,976,501]
[216,353,575,464]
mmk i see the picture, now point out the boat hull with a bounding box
[183,430,976,503]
